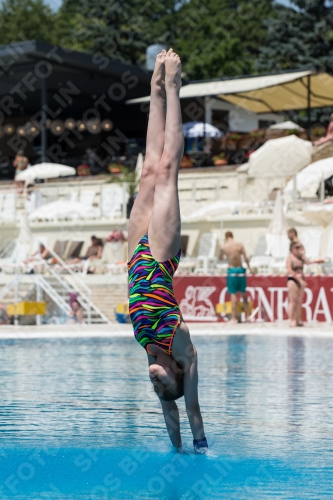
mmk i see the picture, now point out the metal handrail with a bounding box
[0,238,16,259]
[37,276,71,315]
[40,250,110,324]
[43,243,91,296]
[41,257,92,322]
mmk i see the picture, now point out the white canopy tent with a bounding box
[127,70,333,115]
[247,135,313,178]
[16,163,76,181]
[284,158,333,198]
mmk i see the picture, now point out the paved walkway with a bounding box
[0,322,332,339]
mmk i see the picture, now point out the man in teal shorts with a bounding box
[220,231,252,323]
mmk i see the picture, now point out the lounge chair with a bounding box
[301,229,322,260]
[250,256,274,275]
[322,230,333,273]
[80,190,95,208]
[100,186,127,219]
[52,240,69,259]
[0,241,31,273]
[65,240,84,260]
[0,192,16,224]
[194,232,218,274]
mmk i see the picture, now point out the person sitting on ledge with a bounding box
[67,235,103,265]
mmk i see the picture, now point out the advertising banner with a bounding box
[174,275,333,322]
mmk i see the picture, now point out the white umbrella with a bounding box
[29,200,99,221]
[269,121,305,131]
[302,203,333,228]
[183,121,222,138]
[18,211,32,245]
[248,135,312,178]
[284,158,333,198]
[182,200,249,222]
[16,163,76,181]
[268,190,288,235]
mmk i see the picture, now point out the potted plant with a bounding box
[77,163,91,176]
[311,126,326,138]
[180,155,194,168]
[250,129,265,140]
[105,230,127,263]
[212,152,228,166]
[227,132,242,150]
[108,162,123,174]
[229,132,242,141]
[285,128,300,136]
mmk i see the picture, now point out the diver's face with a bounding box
[149,364,177,398]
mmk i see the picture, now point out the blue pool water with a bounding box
[0,334,333,499]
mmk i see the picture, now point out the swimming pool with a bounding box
[0,333,332,499]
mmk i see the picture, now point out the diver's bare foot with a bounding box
[164,48,182,92]
[229,318,238,325]
[151,50,166,99]
[289,320,297,327]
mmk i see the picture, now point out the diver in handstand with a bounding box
[127,49,207,453]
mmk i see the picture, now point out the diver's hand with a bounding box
[193,437,208,454]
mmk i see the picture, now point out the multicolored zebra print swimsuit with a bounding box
[127,234,181,355]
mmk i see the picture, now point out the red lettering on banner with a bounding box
[174,276,333,323]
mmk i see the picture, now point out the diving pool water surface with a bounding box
[0,334,332,499]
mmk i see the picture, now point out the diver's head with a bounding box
[149,362,184,401]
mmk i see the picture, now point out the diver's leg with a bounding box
[128,50,167,259]
[241,292,249,320]
[148,49,183,262]
[230,293,238,323]
[288,281,298,327]
[297,282,305,325]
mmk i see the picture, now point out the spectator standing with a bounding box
[220,231,252,323]
[13,150,29,192]
[287,227,301,246]
[286,241,309,327]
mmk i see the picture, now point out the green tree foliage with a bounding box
[56,0,274,78]
[0,0,58,45]
[173,0,275,80]
[257,0,333,73]
[58,0,185,66]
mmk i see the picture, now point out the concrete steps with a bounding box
[90,284,128,322]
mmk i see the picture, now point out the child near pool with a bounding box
[127,49,207,453]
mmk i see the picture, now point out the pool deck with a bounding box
[0,322,332,339]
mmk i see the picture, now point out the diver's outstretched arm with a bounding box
[160,399,182,449]
[172,329,206,444]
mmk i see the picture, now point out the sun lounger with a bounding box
[65,240,84,259]
[0,192,16,224]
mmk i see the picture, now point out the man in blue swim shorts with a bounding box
[220,231,252,323]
